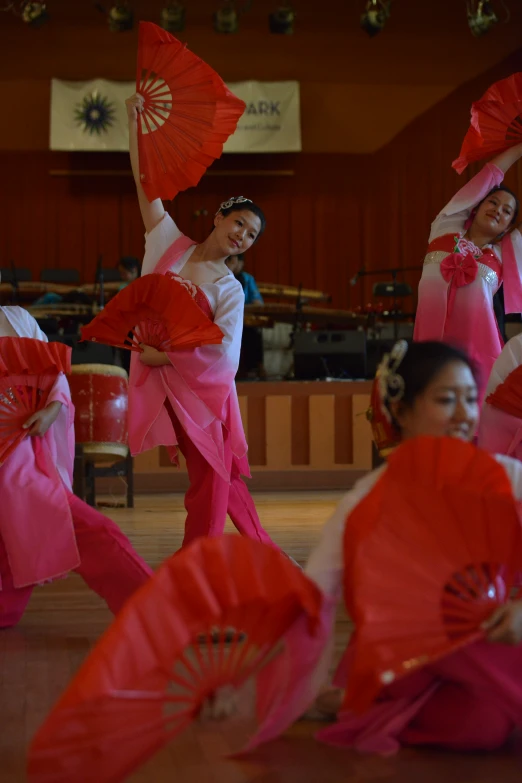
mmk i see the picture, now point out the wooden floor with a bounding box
[1,491,522,783]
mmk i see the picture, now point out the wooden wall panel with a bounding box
[291,395,310,466]
[265,396,292,470]
[246,395,266,466]
[126,381,373,491]
[334,395,353,466]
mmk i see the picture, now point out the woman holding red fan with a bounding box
[245,340,522,756]
[0,288,152,628]
[414,143,522,400]
[125,92,277,550]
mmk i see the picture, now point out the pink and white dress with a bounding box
[414,163,522,394]
[128,214,275,548]
[129,214,249,481]
[0,306,152,627]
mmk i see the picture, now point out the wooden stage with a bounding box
[2,492,522,783]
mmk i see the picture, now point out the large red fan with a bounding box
[342,436,522,713]
[81,274,223,353]
[0,337,71,377]
[0,338,71,465]
[136,22,245,201]
[452,73,522,174]
[486,365,522,418]
[27,536,322,783]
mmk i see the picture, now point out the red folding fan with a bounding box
[0,338,71,465]
[0,337,71,377]
[486,365,522,418]
[27,535,322,783]
[452,72,522,174]
[136,22,245,201]
[342,436,522,713]
[80,274,223,353]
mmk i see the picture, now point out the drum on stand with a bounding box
[69,363,129,462]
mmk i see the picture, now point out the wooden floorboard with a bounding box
[1,491,521,782]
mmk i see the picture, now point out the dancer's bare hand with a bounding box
[139,344,169,366]
[23,401,63,437]
[482,601,522,645]
[125,93,144,123]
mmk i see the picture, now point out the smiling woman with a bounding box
[413,142,522,403]
[124,92,279,553]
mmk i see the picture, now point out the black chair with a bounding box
[40,269,80,284]
[0,267,32,282]
[73,446,134,509]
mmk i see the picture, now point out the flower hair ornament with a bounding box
[366,339,408,457]
[215,196,252,215]
[377,339,408,419]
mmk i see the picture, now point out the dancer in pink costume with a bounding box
[478,333,522,460]
[0,295,153,628]
[414,143,522,398]
[126,93,277,549]
[243,341,522,755]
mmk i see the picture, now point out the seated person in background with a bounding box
[226,254,263,306]
[226,254,264,379]
[117,256,141,290]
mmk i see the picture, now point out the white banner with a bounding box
[50,78,301,153]
[50,78,133,151]
[224,81,301,153]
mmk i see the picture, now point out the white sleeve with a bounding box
[142,212,182,276]
[305,467,385,598]
[213,278,245,374]
[30,314,48,342]
[429,163,504,243]
[494,454,522,501]
[15,308,48,342]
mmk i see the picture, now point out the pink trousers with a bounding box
[0,492,153,628]
[400,680,513,751]
[325,641,520,753]
[171,414,276,549]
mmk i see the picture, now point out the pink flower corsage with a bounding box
[440,252,478,315]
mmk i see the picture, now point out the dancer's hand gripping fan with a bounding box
[0,337,71,465]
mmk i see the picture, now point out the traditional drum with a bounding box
[69,363,129,462]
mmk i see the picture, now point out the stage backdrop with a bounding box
[50,79,301,153]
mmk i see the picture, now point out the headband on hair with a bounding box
[377,339,408,420]
[215,196,252,215]
[367,340,408,457]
